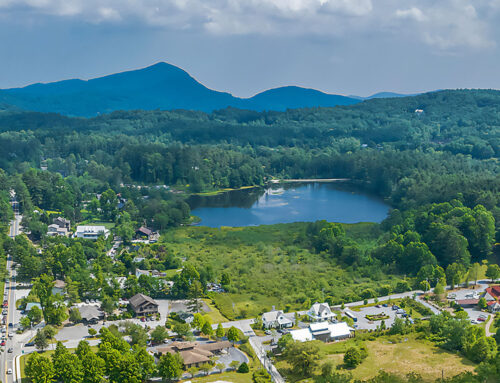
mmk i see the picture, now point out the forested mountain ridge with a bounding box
[0,62,359,116]
[0,89,498,223]
[0,88,497,157]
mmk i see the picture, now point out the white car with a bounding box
[7,368,12,374]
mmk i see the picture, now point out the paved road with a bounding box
[211,319,256,337]
[8,215,22,239]
[1,256,19,383]
[249,336,284,383]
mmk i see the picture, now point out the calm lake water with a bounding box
[188,182,390,227]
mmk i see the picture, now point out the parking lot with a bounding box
[348,305,400,330]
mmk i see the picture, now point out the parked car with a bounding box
[25,341,34,347]
[376,305,382,308]
[471,319,479,324]
[1,341,6,346]
[264,330,271,335]
[477,317,486,322]
[7,347,13,353]
[392,305,400,310]
[382,303,388,307]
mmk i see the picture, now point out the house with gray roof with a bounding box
[78,305,105,324]
[261,310,294,329]
[129,293,159,316]
[307,302,336,322]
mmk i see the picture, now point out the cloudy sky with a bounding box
[0,0,499,97]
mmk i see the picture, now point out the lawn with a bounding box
[350,335,475,381]
[183,370,253,383]
[202,298,229,323]
[77,219,115,229]
[275,334,475,382]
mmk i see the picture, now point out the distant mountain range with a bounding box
[0,62,417,117]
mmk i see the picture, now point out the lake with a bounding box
[188,182,390,227]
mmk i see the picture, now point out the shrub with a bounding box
[253,369,272,383]
[344,347,363,368]
[237,362,250,373]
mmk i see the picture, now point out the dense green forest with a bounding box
[0,89,498,382]
[0,89,498,237]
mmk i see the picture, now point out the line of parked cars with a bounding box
[471,313,488,324]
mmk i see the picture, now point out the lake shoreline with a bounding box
[188,182,390,227]
[269,178,350,183]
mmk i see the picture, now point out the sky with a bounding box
[0,0,500,97]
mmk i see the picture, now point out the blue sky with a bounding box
[0,0,499,97]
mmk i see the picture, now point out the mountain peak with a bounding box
[0,62,361,116]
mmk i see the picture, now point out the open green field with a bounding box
[183,370,253,383]
[275,334,475,382]
[76,218,115,229]
[161,223,401,320]
[202,298,229,323]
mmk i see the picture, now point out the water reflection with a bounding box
[188,182,390,228]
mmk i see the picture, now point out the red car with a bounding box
[140,317,146,322]
[1,341,5,346]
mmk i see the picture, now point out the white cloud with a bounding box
[395,7,426,22]
[0,0,496,51]
[392,1,494,50]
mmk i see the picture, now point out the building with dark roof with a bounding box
[77,305,105,324]
[129,293,159,316]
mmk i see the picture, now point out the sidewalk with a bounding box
[249,337,284,383]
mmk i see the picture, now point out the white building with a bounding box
[307,302,336,322]
[290,321,353,343]
[261,310,294,329]
[75,225,110,240]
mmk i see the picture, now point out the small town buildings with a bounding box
[135,269,167,279]
[75,225,110,240]
[78,305,105,324]
[136,226,152,238]
[52,280,66,295]
[156,341,231,368]
[129,293,159,316]
[47,217,71,237]
[135,226,159,242]
[484,286,500,312]
[25,302,42,312]
[177,311,194,324]
[261,310,294,329]
[307,302,336,322]
[456,299,479,308]
[290,321,354,343]
[47,224,69,237]
[53,217,71,230]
